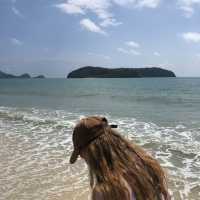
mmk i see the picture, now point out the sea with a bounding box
[0,78,200,200]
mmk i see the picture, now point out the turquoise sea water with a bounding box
[0,78,200,200]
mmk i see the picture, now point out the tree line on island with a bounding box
[67,66,176,78]
[0,70,45,79]
[0,66,176,79]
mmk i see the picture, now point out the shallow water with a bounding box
[0,78,200,199]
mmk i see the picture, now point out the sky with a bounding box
[1,0,200,77]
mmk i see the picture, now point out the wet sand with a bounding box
[0,107,200,200]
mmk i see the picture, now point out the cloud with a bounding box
[11,6,24,18]
[55,0,121,33]
[118,39,141,55]
[10,38,23,46]
[112,0,135,6]
[100,18,122,27]
[117,47,141,55]
[136,0,161,8]
[113,0,160,8]
[55,0,115,27]
[154,51,160,56]
[54,3,85,14]
[125,41,140,48]
[80,18,107,35]
[177,0,200,18]
[55,0,111,19]
[117,47,129,54]
[55,0,160,32]
[182,32,200,43]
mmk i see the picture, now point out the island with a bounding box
[33,75,45,79]
[67,66,176,78]
[0,70,45,79]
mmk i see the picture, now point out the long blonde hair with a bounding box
[82,125,170,200]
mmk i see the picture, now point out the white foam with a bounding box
[0,107,200,199]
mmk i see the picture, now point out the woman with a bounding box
[69,116,170,200]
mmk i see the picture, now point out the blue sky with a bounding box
[1,0,200,77]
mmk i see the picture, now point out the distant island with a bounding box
[67,66,176,78]
[0,70,45,79]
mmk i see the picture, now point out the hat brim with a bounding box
[69,148,79,164]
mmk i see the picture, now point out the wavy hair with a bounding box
[82,125,170,200]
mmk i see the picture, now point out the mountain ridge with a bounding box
[0,70,45,79]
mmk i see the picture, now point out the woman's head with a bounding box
[69,116,117,164]
[70,116,170,200]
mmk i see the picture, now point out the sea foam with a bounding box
[0,106,199,200]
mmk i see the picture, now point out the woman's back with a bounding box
[93,177,136,200]
[69,116,170,200]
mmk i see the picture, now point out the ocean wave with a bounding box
[0,106,199,200]
[0,107,76,129]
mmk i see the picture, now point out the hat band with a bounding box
[79,124,118,151]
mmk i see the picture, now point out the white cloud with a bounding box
[178,0,200,18]
[113,0,160,8]
[136,0,161,8]
[12,6,24,18]
[11,38,23,46]
[73,0,111,19]
[112,0,136,6]
[80,18,107,35]
[100,18,122,27]
[154,51,160,56]
[182,32,200,43]
[55,0,112,20]
[118,39,141,55]
[117,47,140,55]
[55,0,160,32]
[125,41,140,48]
[55,0,121,30]
[54,3,85,14]
[117,47,129,54]
[179,5,194,18]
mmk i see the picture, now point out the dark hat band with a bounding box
[110,124,118,128]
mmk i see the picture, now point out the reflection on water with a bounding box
[0,107,200,200]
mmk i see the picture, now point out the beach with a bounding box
[0,78,200,200]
